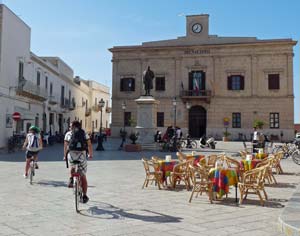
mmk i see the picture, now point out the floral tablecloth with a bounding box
[240,159,262,171]
[254,153,268,160]
[157,160,179,182]
[186,154,206,166]
[209,168,238,198]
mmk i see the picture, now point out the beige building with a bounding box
[0,4,110,148]
[109,14,296,141]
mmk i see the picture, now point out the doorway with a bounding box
[188,106,207,138]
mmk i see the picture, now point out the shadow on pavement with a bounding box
[266,182,297,188]
[79,201,183,223]
[36,180,68,188]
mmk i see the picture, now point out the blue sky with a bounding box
[3,0,299,122]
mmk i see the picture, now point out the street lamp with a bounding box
[119,101,126,149]
[172,97,177,152]
[96,98,105,151]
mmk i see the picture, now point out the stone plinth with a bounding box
[135,96,159,144]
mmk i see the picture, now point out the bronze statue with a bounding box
[142,66,155,96]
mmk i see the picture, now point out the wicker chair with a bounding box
[238,165,269,206]
[170,160,193,190]
[272,151,284,174]
[189,164,213,203]
[176,152,187,162]
[256,157,277,184]
[224,156,242,180]
[141,158,163,190]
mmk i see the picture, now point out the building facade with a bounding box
[0,4,110,148]
[109,14,297,141]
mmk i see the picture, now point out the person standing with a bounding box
[252,127,260,153]
[64,121,93,203]
[22,126,43,178]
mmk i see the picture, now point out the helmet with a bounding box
[29,125,40,133]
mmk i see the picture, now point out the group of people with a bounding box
[154,126,183,143]
[22,120,93,204]
[252,127,269,153]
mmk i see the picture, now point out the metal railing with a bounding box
[16,79,48,101]
[180,90,212,97]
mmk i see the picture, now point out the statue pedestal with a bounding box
[135,96,159,145]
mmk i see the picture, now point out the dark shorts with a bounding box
[26,150,39,158]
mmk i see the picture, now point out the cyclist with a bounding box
[64,120,93,204]
[22,125,43,178]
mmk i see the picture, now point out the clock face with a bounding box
[192,23,202,33]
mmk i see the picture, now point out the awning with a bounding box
[14,107,35,120]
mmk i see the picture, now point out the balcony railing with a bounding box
[180,90,212,103]
[92,105,100,112]
[85,108,91,116]
[16,78,48,101]
[69,98,76,110]
[106,107,112,113]
[48,95,59,105]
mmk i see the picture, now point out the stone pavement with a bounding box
[0,139,299,236]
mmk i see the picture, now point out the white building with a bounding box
[0,4,110,148]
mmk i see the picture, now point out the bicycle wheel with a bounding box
[74,178,80,213]
[292,150,300,165]
[180,140,186,149]
[29,162,34,185]
[191,140,197,149]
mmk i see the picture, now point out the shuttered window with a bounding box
[270,113,279,128]
[124,112,131,126]
[232,113,241,128]
[268,74,280,90]
[227,75,244,90]
[157,112,164,127]
[120,78,135,91]
[156,77,165,91]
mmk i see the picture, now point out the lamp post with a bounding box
[185,102,191,148]
[96,98,105,151]
[119,101,126,149]
[172,97,177,152]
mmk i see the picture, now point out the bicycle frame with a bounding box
[72,164,82,213]
[29,158,35,185]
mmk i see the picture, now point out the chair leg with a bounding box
[256,190,264,206]
[142,179,147,189]
[189,189,195,203]
[263,189,268,200]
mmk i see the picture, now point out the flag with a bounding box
[181,81,184,90]
[193,72,201,95]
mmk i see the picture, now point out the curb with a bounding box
[278,184,300,236]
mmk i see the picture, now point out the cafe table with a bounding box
[157,159,179,184]
[240,159,262,171]
[186,154,206,166]
[208,167,239,202]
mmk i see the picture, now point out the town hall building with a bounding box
[109,14,297,141]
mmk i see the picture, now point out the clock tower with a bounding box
[186,14,209,40]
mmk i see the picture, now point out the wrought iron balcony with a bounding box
[180,90,212,103]
[85,108,91,116]
[16,78,48,101]
[92,105,100,112]
[106,107,112,113]
[69,98,76,110]
[48,95,59,105]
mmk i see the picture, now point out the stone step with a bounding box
[141,143,159,151]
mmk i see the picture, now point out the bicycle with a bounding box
[28,157,36,185]
[66,156,83,213]
[272,142,297,159]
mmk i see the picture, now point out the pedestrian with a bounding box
[22,125,43,178]
[64,120,93,204]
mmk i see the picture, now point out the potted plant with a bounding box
[129,131,139,144]
[125,131,141,152]
[222,131,231,142]
[253,119,265,129]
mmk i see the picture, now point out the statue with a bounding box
[142,66,155,96]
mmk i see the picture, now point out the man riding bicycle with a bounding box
[64,121,93,203]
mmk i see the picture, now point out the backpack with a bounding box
[28,133,40,151]
[68,128,87,151]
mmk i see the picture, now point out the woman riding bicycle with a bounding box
[22,125,43,178]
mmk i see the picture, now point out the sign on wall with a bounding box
[6,114,13,128]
